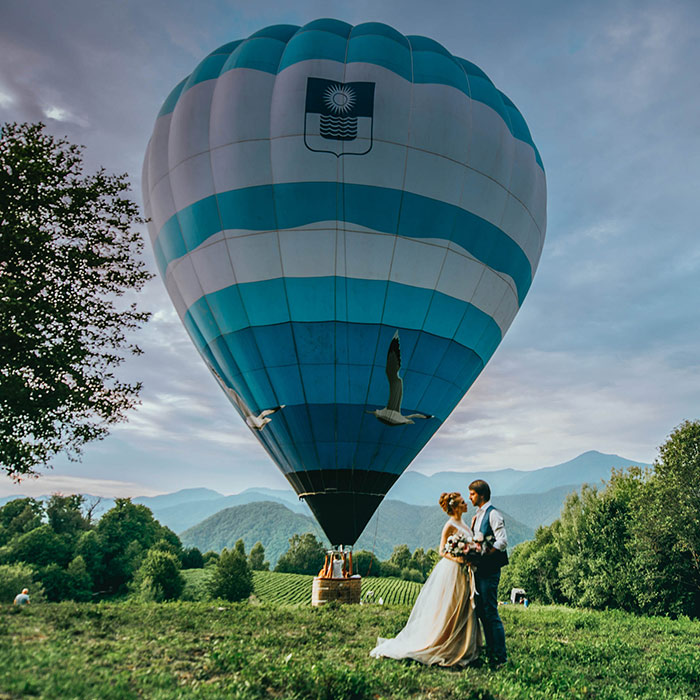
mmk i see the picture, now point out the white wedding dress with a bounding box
[370,520,481,667]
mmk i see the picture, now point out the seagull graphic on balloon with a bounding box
[210,367,284,432]
[367,331,433,426]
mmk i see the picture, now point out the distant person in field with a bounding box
[370,491,481,666]
[469,479,508,668]
[14,588,30,606]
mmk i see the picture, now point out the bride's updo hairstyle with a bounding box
[439,492,461,516]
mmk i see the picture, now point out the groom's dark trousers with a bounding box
[475,569,507,663]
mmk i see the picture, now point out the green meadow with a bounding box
[2,573,699,700]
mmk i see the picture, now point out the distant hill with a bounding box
[386,451,650,505]
[496,485,580,529]
[180,499,534,565]
[133,488,222,509]
[180,501,326,564]
[143,488,310,534]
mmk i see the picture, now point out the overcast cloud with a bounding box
[2,0,699,497]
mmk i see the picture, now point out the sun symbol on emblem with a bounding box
[323,84,356,114]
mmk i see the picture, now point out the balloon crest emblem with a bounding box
[304,78,375,156]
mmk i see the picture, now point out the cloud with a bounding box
[412,341,699,474]
[0,474,164,498]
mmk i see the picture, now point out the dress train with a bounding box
[369,553,481,666]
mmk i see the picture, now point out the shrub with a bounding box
[181,547,204,569]
[203,550,220,567]
[210,547,253,602]
[379,561,401,578]
[401,567,425,583]
[135,549,184,601]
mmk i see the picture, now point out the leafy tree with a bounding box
[150,533,183,560]
[93,499,165,592]
[248,542,269,571]
[0,498,43,545]
[135,549,185,602]
[629,421,700,617]
[182,547,204,570]
[424,548,440,575]
[389,544,411,570]
[499,523,564,604]
[75,529,106,587]
[275,533,326,575]
[35,563,72,602]
[0,122,152,477]
[409,547,438,577]
[46,494,89,538]
[234,538,246,557]
[352,550,380,577]
[9,523,72,567]
[555,472,645,611]
[210,547,253,602]
[556,486,615,609]
[159,526,184,554]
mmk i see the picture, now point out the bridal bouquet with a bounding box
[443,533,480,563]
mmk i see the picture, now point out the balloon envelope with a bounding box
[143,19,546,545]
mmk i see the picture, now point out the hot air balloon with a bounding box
[142,19,546,549]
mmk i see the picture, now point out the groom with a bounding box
[469,479,508,668]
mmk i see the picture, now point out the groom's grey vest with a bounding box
[477,505,509,574]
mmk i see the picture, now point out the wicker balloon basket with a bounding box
[311,547,361,606]
[312,576,361,606]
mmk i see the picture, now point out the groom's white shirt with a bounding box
[473,501,508,551]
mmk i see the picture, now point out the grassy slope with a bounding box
[2,600,699,700]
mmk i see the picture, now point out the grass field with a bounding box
[2,594,699,699]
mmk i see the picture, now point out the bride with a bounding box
[369,492,481,667]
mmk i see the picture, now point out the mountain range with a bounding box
[384,450,650,504]
[1,451,649,562]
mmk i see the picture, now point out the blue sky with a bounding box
[1,0,699,498]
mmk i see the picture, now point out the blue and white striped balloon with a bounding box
[143,19,546,545]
